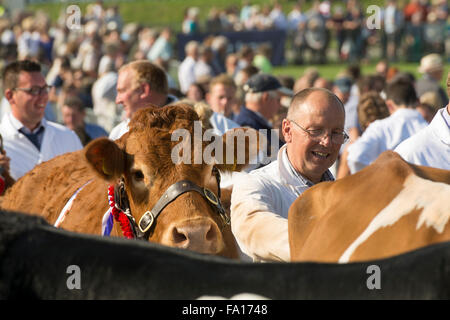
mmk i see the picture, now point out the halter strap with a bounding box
[106,167,228,241]
[138,180,228,235]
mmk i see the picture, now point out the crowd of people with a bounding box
[0,0,449,262]
[182,0,449,63]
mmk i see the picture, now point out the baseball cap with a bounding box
[243,74,293,96]
[334,77,352,93]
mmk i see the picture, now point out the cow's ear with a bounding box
[85,138,127,181]
[214,128,265,172]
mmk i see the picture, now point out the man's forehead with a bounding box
[118,68,133,81]
[18,71,45,84]
[211,83,234,93]
[299,92,344,113]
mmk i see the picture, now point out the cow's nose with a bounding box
[167,218,224,254]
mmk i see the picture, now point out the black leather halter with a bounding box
[114,167,229,241]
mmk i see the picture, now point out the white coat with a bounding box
[108,118,129,141]
[347,108,427,173]
[230,145,334,262]
[395,106,450,170]
[0,113,83,180]
[209,112,240,135]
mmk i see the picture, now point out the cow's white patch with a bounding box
[339,174,450,263]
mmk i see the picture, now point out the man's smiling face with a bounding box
[283,90,345,183]
[10,71,48,130]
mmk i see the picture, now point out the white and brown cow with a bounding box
[289,151,450,263]
[0,104,260,259]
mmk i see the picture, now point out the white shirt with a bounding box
[347,108,427,173]
[194,60,214,83]
[92,71,119,133]
[230,145,334,262]
[209,112,240,135]
[395,106,450,170]
[345,86,359,131]
[178,56,196,94]
[108,118,130,141]
[0,113,83,180]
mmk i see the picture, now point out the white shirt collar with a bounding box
[441,105,450,128]
[278,144,334,188]
[8,112,46,134]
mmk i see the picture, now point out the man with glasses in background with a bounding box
[0,60,82,180]
[230,88,347,262]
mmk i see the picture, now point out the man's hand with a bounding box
[0,149,11,172]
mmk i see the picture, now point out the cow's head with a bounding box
[84,104,262,258]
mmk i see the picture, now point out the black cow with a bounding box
[1,210,450,300]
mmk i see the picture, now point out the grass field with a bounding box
[273,62,450,89]
[29,0,386,31]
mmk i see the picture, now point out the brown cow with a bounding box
[0,104,261,259]
[289,151,450,263]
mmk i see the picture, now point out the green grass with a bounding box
[273,62,450,89]
[29,0,387,31]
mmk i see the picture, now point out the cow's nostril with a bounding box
[205,225,216,241]
[164,218,224,254]
[172,227,188,244]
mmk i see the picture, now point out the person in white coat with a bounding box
[178,41,199,94]
[394,73,450,170]
[0,60,82,180]
[230,88,348,262]
[347,79,427,173]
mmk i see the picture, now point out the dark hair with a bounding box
[385,79,418,107]
[63,96,85,113]
[357,75,385,95]
[241,65,259,78]
[2,60,41,90]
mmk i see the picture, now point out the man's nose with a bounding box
[319,133,333,146]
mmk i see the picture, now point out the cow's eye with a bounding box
[132,170,144,181]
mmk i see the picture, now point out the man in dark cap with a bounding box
[235,74,292,160]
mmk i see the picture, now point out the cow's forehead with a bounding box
[125,129,211,178]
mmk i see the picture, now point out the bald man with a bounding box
[230,88,348,262]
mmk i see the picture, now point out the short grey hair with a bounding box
[245,90,279,103]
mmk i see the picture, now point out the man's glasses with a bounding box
[288,119,349,145]
[13,85,51,96]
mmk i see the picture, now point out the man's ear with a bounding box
[140,82,151,100]
[4,89,14,103]
[282,119,292,143]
